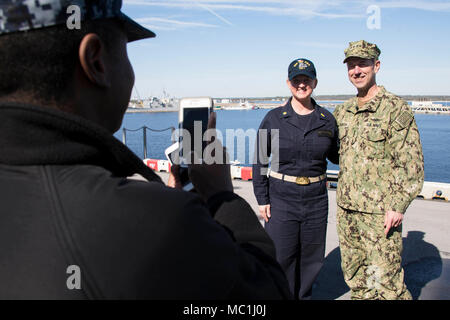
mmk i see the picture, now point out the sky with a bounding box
[122,0,450,99]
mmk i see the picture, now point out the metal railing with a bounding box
[122,126,175,159]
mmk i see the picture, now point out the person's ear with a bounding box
[78,33,110,88]
[312,78,318,89]
[374,59,381,74]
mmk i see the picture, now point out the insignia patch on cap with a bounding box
[294,59,311,70]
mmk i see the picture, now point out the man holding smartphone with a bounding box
[0,0,290,299]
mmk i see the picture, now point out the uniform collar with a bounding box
[346,85,386,114]
[280,97,326,120]
[279,97,293,119]
[280,98,328,133]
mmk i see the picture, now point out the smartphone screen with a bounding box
[181,107,209,160]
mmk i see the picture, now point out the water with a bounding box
[114,109,450,183]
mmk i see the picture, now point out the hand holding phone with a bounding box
[166,96,212,191]
[166,98,233,199]
[185,112,233,201]
[166,112,233,201]
[165,141,194,191]
[179,97,213,164]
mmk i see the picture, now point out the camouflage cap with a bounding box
[343,40,380,63]
[0,0,155,42]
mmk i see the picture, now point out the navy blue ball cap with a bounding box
[0,0,155,42]
[288,58,317,81]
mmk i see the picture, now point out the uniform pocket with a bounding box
[268,176,288,202]
[361,128,386,159]
[309,134,332,160]
[301,199,328,245]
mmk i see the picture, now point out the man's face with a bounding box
[287,75,317,101]
[346,57,380,90]
[105,29,135,132]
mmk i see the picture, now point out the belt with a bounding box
[269,171,326,185]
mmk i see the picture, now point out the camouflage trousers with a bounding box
[336,206,412,300]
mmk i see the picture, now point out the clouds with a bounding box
[123,0,364,32]
[135,17,219,31]
[123,0,450,96]
[124,0,450,32]
[125,0,450,17]
[124,1,365,20]
[375,1,450,12]
[123,0,450,34]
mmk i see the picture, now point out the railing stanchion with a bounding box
[143,127,148,159]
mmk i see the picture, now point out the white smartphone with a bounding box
[164,141,194,192]
[178,97,213,164]
[165,141,180,166]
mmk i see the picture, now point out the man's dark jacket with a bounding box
[0,103,290,299]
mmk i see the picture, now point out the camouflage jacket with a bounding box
[333,86,424,214]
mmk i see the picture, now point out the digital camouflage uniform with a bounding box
[0,0,154,41]
[333,41,424,300]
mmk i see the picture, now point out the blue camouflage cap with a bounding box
[0,0,155,42]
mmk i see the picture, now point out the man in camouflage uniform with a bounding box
[333,40,424,300]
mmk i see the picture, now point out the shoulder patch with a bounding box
[393,110,413,130]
